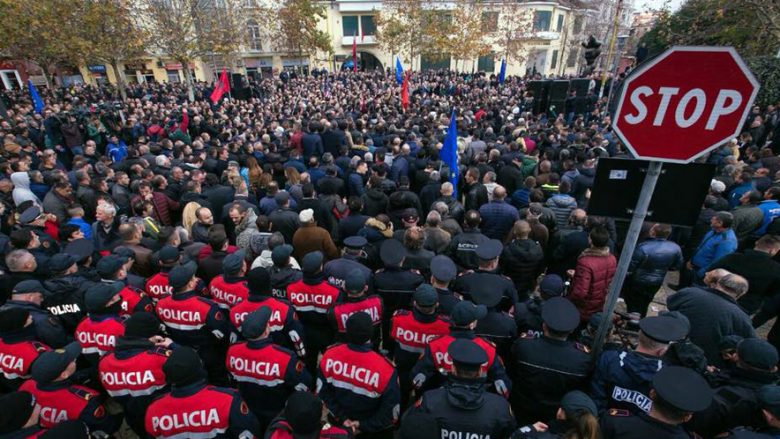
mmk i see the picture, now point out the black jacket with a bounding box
[464,182,489,212]
[501,239,545,295]
[362,188,389,217]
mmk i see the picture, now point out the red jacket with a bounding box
[569,247,617,322]
[131,192,179,226]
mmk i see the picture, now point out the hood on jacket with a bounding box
[579,167,596,178]
[366,188,386,200]
[363,217,393,238]
[445,379,487,410]
[620,351,663,384]
[236,209,258,234]
[11,172,30,189]
[549,194,577,208]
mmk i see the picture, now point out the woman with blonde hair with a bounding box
[513,391,601,439]
[284,167,301,189]
[241,156,263,192]
[181,201,202,236]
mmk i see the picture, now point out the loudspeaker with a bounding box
[527,81,550,114]
[548,80,570,114]
[231,73,243,88]
[571,79,590,97]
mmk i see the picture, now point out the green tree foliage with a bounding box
[265,0,332,61]
[748,57,780,107]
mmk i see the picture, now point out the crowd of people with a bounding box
[0,67,778,439]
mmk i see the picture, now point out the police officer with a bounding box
[324,236,373,290]
[74,282,126,364]
[97,312,172,437]
[0,280,70,348]
[286,251,341,373]
[230,267,306,358]
[63,238,99,282]
[512,391,600,439]
[0,391,44,437]
[209,250,250,308]
[329,270,383,349]
[429,255,461,316]
[20,342,121,435]
[96,255,154,316]
[373,239,425,344]
[18,206,59,256]
[509,297,593,425]
[590,314,688,416]
[691,338,780,437]
[390,284,450,410]
[42,253,90,333]
[145,346,261,439]
[226,307,311,432]
[412,301,511,398]
[473,285,517,359]
[601,366,713,439]
[112,246,146,290]
[405,339,516,439]
[0,308,49,389]
[269,244,303,300]
[446,210,490,270]
[266,391,352,439]
[726,385,780,438]
[515,274,566,339]
[155,262,233,384]
[318,312,400,439]
[453,239,518,312]
[144,245,183,301]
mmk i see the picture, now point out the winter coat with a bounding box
[569,247,617,322]
[42,190,74,224]
[691,228,738,279]
[546,194,578,229]
[292,223,339,261]
[627,238,683,288]
[131,192,180,226]
[500,239,545,294]
[11,172,41,207]
[235,210,259,252]
[362,188,389,217]
[479,200,519,241]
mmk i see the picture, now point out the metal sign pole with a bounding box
[591,160,663,359]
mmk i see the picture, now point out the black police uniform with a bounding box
[43,274,91,333]
[725,428,780,438]
[509,297,593,425]
[590,316,688,416]
[446,227,490,270]
[514,297,544,338]
[430,255,461,317]
[601,366,713,439]
[324,236,373,292]
[373,240,425,343]
[452,240,518,313]
[473,287,517,360]
[270,265,303,300]
[0,300,69,349]
[405,339,516,439]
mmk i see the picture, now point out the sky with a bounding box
[634,0,686,12]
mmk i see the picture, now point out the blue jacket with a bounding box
[348,172,365,197]
[728,182,754,209]
[628,238,683,287]
[106,140,127,163]
[479,200,519,241]
[692,228,738,278]
[301,132,323,158]
[755,199,780,236]
[591,350,663,415]
[67,217,93,239]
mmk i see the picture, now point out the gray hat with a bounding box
[96,255,126,278]
[64,239,94,263]
[344,270,366,294]
[301,251,324,275]
[380,239,405,266]
[222,250,246,275]
[430,255,456,282]
[84,282,123,312]
[451,301,487,326]
[31,342,82,384]
[168,262,197,290]
[49,253,77,274]
[739,338,779,371]
[271,245,293,266]
[12,280,46,296]
[19,206,41,225]
[274,191,290,204]
[414,284,438,307]
[475,239,502,260]
[241,307,272,339]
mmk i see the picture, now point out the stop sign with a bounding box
[613,46,759,163]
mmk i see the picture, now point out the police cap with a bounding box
[241,307,272,339]
[222,249,246,275]
[380,239,406,266]
[738,338,779,371]
[448,339,488,371]
[31,342,82,384]
[541,297,580,333]
[346,312,373,345]
[414,284,438,307]
[471,287,502,308]
[19,206,41,225]
[64,238,94,263]
[343,236,367,249]
[12,279,45,296]
[561,391,598,417]
[284,391,322,435]
[301,251,324,275]
[430,255,457,282]
[344,270,366,294]
[49,253,77,274]
[168,261,197,290]
[158,245,180,265]
[39,421,90,439]
[652,366,712,412]
[246,267,271,296]
[539,274,565,297]
[112,246,136,260]
[475,239,502,260]
[163,346,205,385]
[719,335,743,352]
[0,391,36,434]
[271,244,294,266]
[124,312,162,339]
[96,255,126,278]
[639,315,688,343]
[759,385,780,418]
[84,282,123,312]
[0,308,30,333]
[658,310,691,336]
[451,301,487,327]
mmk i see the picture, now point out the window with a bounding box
[478,53,495,72]
[567,47,578,67]
[481,11,499,31]
[360,15,376,36]
[573,15,584,34]
[550,49,559,69]
[556,15,564,32]
[533,11,552,32]
[342,16,358,37]
[166,70,180,83]
[247,20,262,51]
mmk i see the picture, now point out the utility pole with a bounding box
[599,0,623,99]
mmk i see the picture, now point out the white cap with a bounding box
[710,179,726,194]
[299,209,314,223]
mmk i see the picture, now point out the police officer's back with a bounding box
[74,282,127,364]
[0,280,69,348]
[0,308,49,390]
[429,255,461,317]
[268,244,303,299]
[453,240,518,312]
[514,274,566,339]
[324,236,373,291]
[473,285,517,359]
[446,210,490,271]
[601,366,713,439]
[590,315,688,416]
[145,346,261,439]
[406,339,516,439]
[372,239,425,343]
[509,297,592,425]
[266,391,352,439]
[328,270,383,350]
[725,385,780,438]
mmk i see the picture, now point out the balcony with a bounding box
[342,35,376,46]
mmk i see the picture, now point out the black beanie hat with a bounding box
[124,312,161,339]
[0,391,35,433]
[0,308,29,333]
[163,346,206,386]
[345,312,373,345]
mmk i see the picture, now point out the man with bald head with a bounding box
[433,182,465,224]
[478,185,519,241]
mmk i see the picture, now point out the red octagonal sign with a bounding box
[613,46,759,163]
